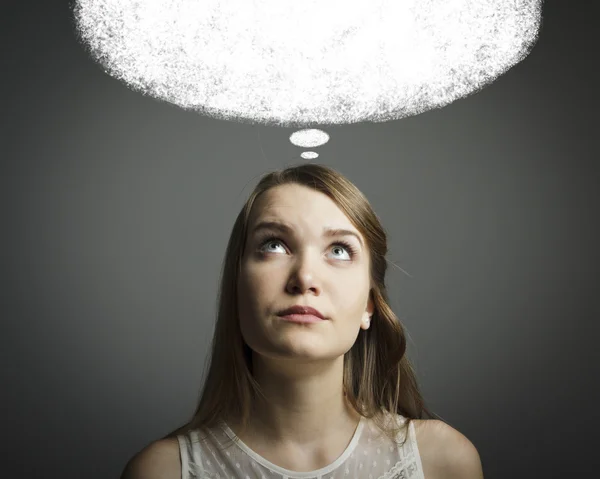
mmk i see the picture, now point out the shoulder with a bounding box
[120,437,181,479]
[413,419,484,479]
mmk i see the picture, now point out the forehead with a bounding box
[249,183,356,231]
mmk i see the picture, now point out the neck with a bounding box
[231,354,361,449]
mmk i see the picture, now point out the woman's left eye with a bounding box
[258,236,357,259]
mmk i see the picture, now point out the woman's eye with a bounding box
[262,240,284,252]
[258,238,355,260]
[259,239,286,253]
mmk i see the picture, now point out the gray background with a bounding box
[2,1,598,477]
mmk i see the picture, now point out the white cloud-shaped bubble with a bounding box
[73,0,542,127]
[290,130,329,159]
[300,152,320,160]
[290,130,330,149]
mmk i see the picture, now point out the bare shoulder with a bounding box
[120,437,181,479]
[412,419,484,479]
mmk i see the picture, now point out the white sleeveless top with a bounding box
[176,413,425,479]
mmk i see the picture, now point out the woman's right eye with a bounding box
[258,237,284,252]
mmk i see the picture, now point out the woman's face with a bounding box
[237,183,373,363]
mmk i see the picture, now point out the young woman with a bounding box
[121,163,484,479]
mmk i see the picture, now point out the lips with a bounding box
[277,305,325,319]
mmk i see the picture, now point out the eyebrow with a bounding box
[251,220,363,248]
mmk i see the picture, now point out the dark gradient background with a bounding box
[2,1,598,478]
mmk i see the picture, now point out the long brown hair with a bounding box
[162,163,441,449]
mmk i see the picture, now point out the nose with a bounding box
[285,253,321,295]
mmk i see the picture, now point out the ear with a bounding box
[363,289,374,327]
[366,292,374,317]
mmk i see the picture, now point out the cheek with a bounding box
[340,290,368,316]
[332,280,370,316]
[237,265,272,313]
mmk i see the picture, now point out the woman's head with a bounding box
[237,181,374,373]
[164,163,439,446]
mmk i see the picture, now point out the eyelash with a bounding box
[257,235,358,259]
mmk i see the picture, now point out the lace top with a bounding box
[176,413,425,479]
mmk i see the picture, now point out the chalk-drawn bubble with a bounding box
[290,129,330,148]
[73,0,542,127]
[301,152,320,160]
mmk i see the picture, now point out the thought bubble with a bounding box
[73,0,542,128]
[290,129,330,159]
